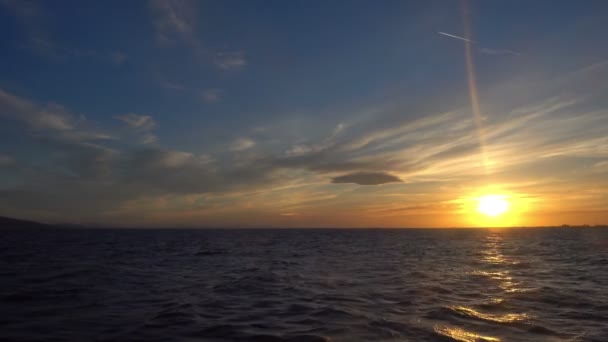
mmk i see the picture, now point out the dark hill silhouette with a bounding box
[0,216,49,229]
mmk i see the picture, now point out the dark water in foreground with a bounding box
[1,228,608,341]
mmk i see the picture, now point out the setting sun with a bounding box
[461,190,529,227]
[477,195,510,217]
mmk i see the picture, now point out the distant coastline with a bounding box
[1,215,606,230]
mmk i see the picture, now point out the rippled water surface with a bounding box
[1,228,608,341]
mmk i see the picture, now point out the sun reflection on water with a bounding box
[481,253,508,264]
[434,325,500,342]
[470,270,511,281]
[479,233,531,294]
[434,232,532,340]
[449,305,528,323]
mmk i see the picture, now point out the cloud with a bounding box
[141,133,159,144]
[0,87,117,166]
[112,148,274,199]
[59,143,118,180]
[594,160,608,169]
[1,61,608,225]
[116,113,159,145]
[478,47,520,56]
[116,113,157,131]
[148,0,247,71]
[149,0,197,44]
[0,88,73,131]
[285,145,315,157]
[271,152,401,174]
[243,61,608,186]
[231,138,255,151]
[32,104,74,131]
[214,51,247,71]
[53,130,116,142]
[201,88,222,103]
[331,172,402,185]
[0,142,277,223]
[127,148,196,170]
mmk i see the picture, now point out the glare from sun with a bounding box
[477,195,510,217]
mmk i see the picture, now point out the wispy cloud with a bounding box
[478,47,521,56]
[148,0,247,71]
[116,113,157,131]
[0,88,116,145]
[116,113,158,144]
[1,88,72,131]
[141,133,159,145]
[1,60,607,225]
[149,0,198,44]
[214,51,247,71]
[231,138,255,151]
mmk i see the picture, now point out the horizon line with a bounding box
[1,215,605,230]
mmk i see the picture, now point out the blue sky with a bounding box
[1,0,607,227]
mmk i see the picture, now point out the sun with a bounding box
[462,190,526,227]
[477,195,510,217]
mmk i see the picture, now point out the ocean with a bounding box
[1,228,607,341]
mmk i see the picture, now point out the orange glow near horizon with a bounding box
[458,188,531,227]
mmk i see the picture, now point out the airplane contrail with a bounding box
[438,31,520,56]
[438,31,476,43]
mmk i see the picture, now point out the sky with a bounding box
[1,0,607,228]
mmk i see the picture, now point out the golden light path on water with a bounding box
[434,325,500,342]
[433,233,530,341]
